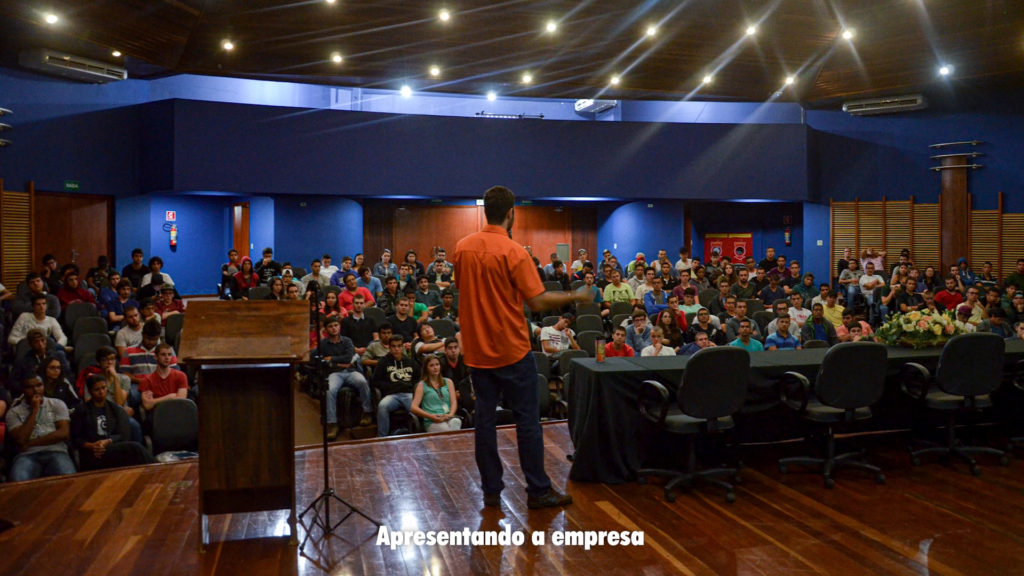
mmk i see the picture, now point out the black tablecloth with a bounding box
[567,340,1024,484]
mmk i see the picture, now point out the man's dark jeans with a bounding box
[471,353,552,498]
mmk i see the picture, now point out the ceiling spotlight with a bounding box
[112,50,122,58]
[785,76,795,85]
[400,85,412,97]
[939,66,951,76]
[610,75,620,85]
[430,66,440,76]
[842,29,854,40]
[332,53,343,63]
[487,91,497,101]
[546,21,557,33]
[522,73,532,83]
[646,26,657,37]
[703,75,712,84]
[326,0,336,3]
[746,25,756,36]
[439,9,450,21]
[44,13,58,24]
[222,40,234,51]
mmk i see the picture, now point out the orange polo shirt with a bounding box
[453,225,545,369]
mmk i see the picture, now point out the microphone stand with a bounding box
[298,281,380,551]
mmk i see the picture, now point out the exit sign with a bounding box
[165,211,176,221]
[64,180,80,191]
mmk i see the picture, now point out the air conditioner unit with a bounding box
[574,99,617,117]
[19,49,127,83]
[843,94,927,116]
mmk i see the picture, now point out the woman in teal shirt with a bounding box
[410,356,461,432]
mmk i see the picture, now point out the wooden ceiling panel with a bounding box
[1,0,1022,103]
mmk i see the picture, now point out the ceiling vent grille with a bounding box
[843,94,927,116]
[19,49,127,83]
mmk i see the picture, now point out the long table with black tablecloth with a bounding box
[567,340,1024,484]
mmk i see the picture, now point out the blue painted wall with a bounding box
[114,195,151,268]
[146,195,232,296]
[802,203,832,285]
[597,201,687,266]
[248,196,276,258]
[273,196,363,269]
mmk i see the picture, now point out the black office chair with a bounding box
[778,342,888,488]
[575,315,604,335]
[533,352,551,380]
[752,310,775,334]
[612,314,631,330]
[1008,360,1024,452]
[901,332,1009,474]
[637,347,749,503]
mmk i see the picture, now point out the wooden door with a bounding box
[233,203,250,259]
[510,206,572,261]
[33,192,113,271]
[393,206,482,268]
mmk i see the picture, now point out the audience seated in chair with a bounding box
[725,301,762,343]
[357,267,384,300]
[654,309,684,353]
[643,276,669,317]
[320,317,372,440]
[360,322,397,370]
[264,277,286,300]
[977,307,1013,338]
[9,294,68,348]
[426,261,452,290]
[284,283,301,301]
[686,307,726,345]
[371,336,420,437]
[765,316,801,350]
[9,330,71,397]
[101,280,139,330]
[230,257,260,300]
[641,326,676,357]
[836,310,875,342]
[602,270,634,310]
[139,343,189,427]
[626,309,652,351]
[154,283,185,323]
[140,256,174,288]
[301,259,331,291]
[55,269,97,313]
[72,375,155,472]
[340,294,378,358]
[576,271,607,317]
[373,250,398,278]
[339,274,375,311]
[540,313,579,357]
[758,273,787,308]
[386,297,419,348]
[119,320,176,385]
[37,355,81,415]
[431,289,459,324]
[415,275,442,312]
[729,318,764,352]
[822,290,845,327]
[4,375,76,482]
[605,326,635,357]
[255,247,283,285]
[39,254,63,295]
[679,330,716,355]
[329,256,356,287]
[377,276,403,316]
[411,356,462,433]
[801,303,840,346]
[85,255,118,295]
[121,248,148,292]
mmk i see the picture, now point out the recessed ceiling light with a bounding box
[326,0,336,3]
[939,66,951,76]
[703,75,712,84]
[222,40,234,51]
[439,9,450,21]
[546,21,557,33]
[646,26,657,37]
[610,75,620,85]
[332,53,343,63]
[44,13,58,24]
[112,50,122,57]
[430,66,440,76]
[785,76,795,85]
[842,29,854,40]
[400,85,412,97]
[522,73,532,83]
[487,91,497,101]
[746,25,756,36]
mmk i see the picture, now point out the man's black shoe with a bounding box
[527,489,573,510]
[483,493,502,507]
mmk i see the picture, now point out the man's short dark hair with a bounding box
[96,346,118,363]
[30,293,47,304]
[819,283,830,289]
[684,287,696,297]
[378,322,393,332]
[739,318,751,327]
[143,319,163,338]
[389,335,404,346]
[812,302,824,310]
[116,279,132,291]
[357,266,370,275]
[155,342,174,355]
[483,186,515,225]
[990,307,1007,319]
[87,374,108,391]
[441,288,454,297]
[324,317,340,328]
[769,273,781,282]
[148,256,164,268]
[417,323,433,337]
[613,326,626,335]
[552,260,563,269]
[123,305,138,315]
[342,256,352,263]
[403,286,417,296]
[842,309,855,318]
[826,290,838,298]
[311,259,321,266]
[42,253,56,265]
[631,309,647,319]
[322,253,331,260]
[25,272,41,283]
[228,249,238,255]
[386,276,398,285]
[445,339,459,349]
[262,247,273,256]
[132,248,144,256]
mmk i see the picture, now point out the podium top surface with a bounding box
[178,300,311,364]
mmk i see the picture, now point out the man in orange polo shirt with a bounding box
[454,186,592,510]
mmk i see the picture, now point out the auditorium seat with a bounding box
[609,302,633,319]
[74,333,112,364]
[576,302,602,318]
[64,302,97,334]
[72,316,108,345]
[574,315,604,335]
[363,307,386,326]
[427,318,456,339]
[165,314,185,349]
[698,289,720,306]
[248,286,270,300]
[576,330,604,357]
[149,398,199,455]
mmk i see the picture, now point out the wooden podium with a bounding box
[178,300,311,551]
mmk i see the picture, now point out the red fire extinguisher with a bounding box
[170,224,178,247]
[784,227,791,246]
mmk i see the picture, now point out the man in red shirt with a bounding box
[153,284,185,325]
[139,343,188,412]
[338,274,375,312]
[934,276,964,311]
[56,269,97,311]
[454,186,591,511]
[604,326,635,358]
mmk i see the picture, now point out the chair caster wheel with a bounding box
[875,474,886,485]
[1000,456,1010,467]
[911,458,921,467]
[824,478,835,489]
[725,492,735,504]
[778,465,788,474]
[971,465,981,476]
[637,476,647,485]
[665,492,677,503]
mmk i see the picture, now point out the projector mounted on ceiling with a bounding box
[574,99,617,118]
[843,94,927,116]
[19,48,128,84]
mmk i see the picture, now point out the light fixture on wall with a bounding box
[0,107,11,147]
[475,111,545,119]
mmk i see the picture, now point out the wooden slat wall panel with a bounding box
[1002,213,1024,283]
[857,202,885,260]
[912,204,941,272]
[831,201,857,279]
[884,201,912,272]
[970,210,1001,278]
[1,187,34,288]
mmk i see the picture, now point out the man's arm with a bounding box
[524,290,592,314]
[142,388,188,410]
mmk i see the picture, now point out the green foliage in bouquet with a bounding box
[875,309,969,348]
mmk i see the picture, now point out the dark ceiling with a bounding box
[1,0,1022,104]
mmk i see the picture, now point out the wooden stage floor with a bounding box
[1,423,1023,575]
